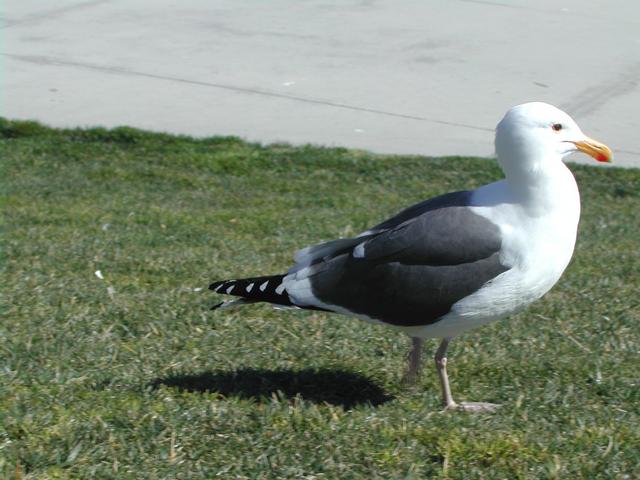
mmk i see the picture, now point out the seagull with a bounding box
[209,102,612,412]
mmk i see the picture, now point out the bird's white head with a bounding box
[495,102,612,176]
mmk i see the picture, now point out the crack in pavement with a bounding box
[1,52,494,133]
[3,0,112,28]
[560,62,640,119]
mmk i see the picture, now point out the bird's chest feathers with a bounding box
[500,208,579,300]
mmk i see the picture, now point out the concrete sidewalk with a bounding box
[3,0,639,166]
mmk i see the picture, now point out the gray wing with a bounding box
[291,191,475,269]
[291,190,510,326]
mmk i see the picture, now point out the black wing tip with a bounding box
[209,281,223,291]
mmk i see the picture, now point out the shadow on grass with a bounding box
[152,368,394,409]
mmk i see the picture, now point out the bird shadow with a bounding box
[151,367,394,409]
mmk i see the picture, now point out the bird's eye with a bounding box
[552,123,563,132]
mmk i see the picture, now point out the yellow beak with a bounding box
[572,137,613,163]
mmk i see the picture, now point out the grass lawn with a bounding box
[1,118,639,479]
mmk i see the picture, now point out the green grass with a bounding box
[1,118,639,479]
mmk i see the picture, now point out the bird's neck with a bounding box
[503,158,580,217]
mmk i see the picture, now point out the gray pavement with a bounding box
[3,0,639,166]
